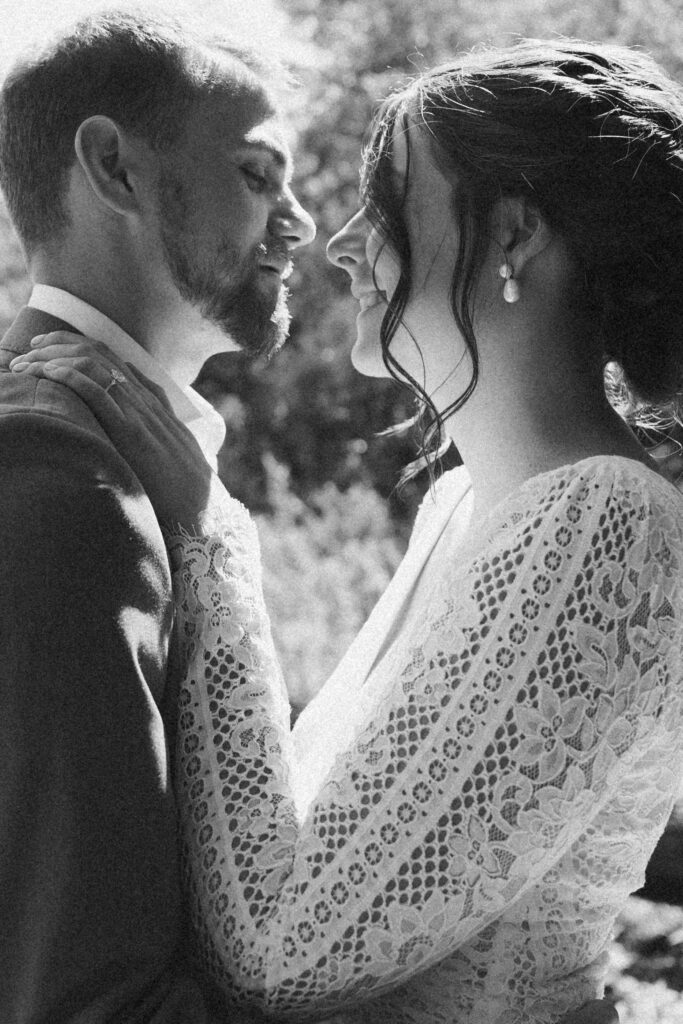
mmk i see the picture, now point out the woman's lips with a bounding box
[358,291,386,311]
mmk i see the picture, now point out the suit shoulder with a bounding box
[0,386,168,564]
[0,376,135,481]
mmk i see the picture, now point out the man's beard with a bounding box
[158,170,292,359]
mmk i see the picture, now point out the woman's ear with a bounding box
[493,195,553,274]
[74,116,149,217]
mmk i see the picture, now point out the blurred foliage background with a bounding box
[1,0,683,1017]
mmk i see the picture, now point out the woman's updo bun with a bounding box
[609,303,683,405]
[599,230,683,405]
[602,260,683,407]
[362,39,683,441]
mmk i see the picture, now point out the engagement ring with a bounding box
[105,367,127,393]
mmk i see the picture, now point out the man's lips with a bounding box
[260,257,293,279]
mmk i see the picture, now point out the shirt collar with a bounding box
[28,284,226,470]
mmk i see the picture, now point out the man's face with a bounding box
[157,79,315,358]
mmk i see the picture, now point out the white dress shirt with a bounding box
[28,284,226,471]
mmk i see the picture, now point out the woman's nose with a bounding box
[326,209,369,268]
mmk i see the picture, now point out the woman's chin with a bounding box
[350,336,390,378]
[348,309,392,377]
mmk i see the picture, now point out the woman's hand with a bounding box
[10,331,214,531]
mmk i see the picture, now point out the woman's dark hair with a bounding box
[360,40,683,478]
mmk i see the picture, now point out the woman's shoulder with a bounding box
[483,454,683,567]
[411,465,473,537]
[410,454,683,570]
[505,453,683,518]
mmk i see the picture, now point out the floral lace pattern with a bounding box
[168,459,683,1023]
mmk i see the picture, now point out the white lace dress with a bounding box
[168,456,683,1024]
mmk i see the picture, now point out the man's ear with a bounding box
[493,195,553,275]
[74,116,149,216]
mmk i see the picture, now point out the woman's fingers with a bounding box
[11,333,204,458]
[16,332,178,421]
[35,362,187,462]
[12,353,114,388]
[13,349,156,413]
[12,331,133,382]
[36,357,199,452]
[13,334,128,371]
[11,343,92,370]
[35,363,129,429]
[11,355,166,433]
[36,362,211,528]
[30,331,127,364]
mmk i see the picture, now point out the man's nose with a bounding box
[326,209,368,268]
[271,191,316,249]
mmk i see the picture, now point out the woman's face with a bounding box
[327,122,472,404]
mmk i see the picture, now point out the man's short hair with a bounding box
[0,8,277,253]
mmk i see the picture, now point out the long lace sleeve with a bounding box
[168,461,683,1020]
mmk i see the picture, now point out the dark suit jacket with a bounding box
[0,308,218,1023]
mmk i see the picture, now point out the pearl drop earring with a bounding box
[498,262,520,303]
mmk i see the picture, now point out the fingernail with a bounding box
[10,362,30,372]
[30,334,46,347]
